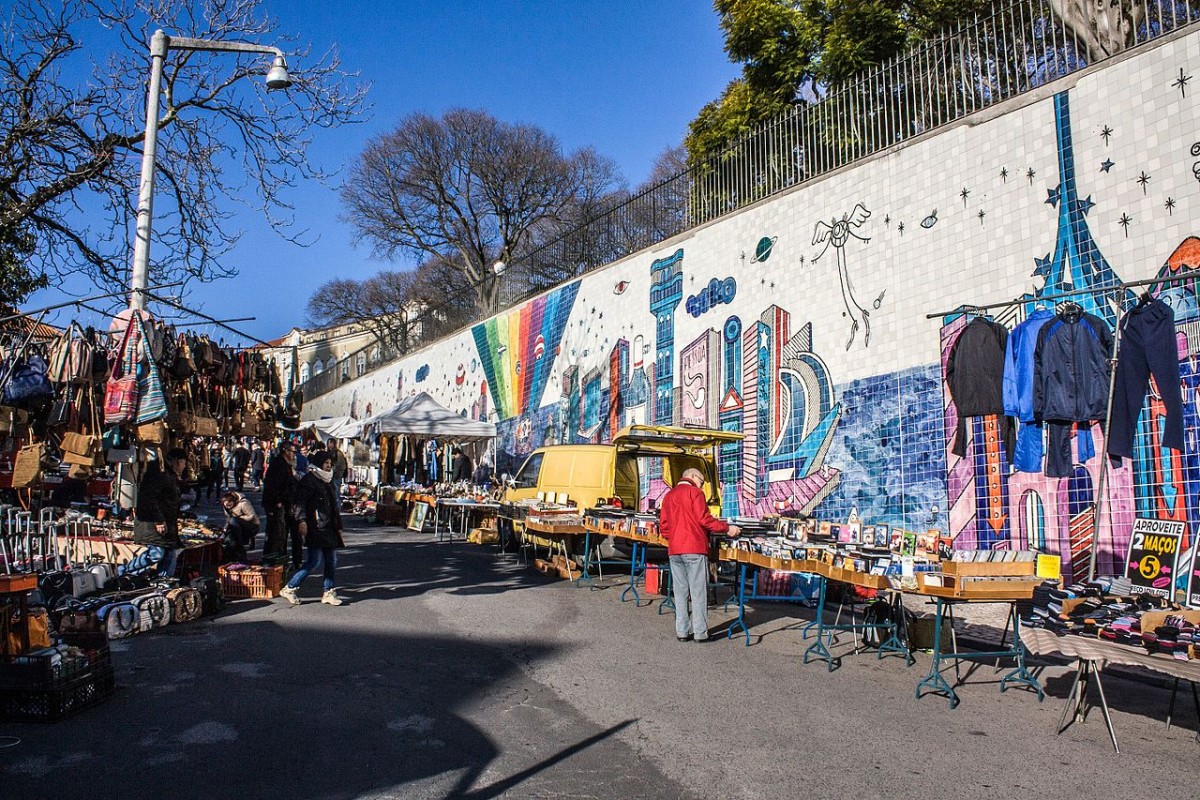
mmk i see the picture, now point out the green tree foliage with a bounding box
[686,0,990,164]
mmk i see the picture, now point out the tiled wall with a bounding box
[307,31,1200,580]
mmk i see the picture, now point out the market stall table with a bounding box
[1022,625,1200,752]
[798,561,911,668]
[520,518,585,579]
[434,498,499,543]
[913,590,1043,709]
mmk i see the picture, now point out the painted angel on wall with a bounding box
[813,203,873,350]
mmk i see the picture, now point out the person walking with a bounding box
[221,442,235,489]
[263,441,301,569]
[232,440,251,491]
[250,441,267,490]
[133,448,188,577]
[329,442,348,499]
[659,468,739,643]
[206,442,224,499]
[279,450,346,606]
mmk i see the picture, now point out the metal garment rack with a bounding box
[927,269,1200,580]
[140,290,273,348]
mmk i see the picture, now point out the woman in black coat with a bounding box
[278,450,346,606]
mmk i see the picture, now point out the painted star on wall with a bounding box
[1118,212,1133,236]
[977,209,986,226]
[1000,166,1009,182]
[1026,167,1036,184]
[1100,125,1113,145]
[1174,67,1192,98]
[960,187,970,207]
[1166,196,1177,215]
[1100,158,1115,173]
[1136,171,1151,194]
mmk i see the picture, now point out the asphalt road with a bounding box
[2,516,1198,799]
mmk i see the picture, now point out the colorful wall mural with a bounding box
[306,31,1200,580]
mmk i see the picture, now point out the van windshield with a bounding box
[513,452,544,489]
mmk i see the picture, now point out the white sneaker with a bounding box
[321,589,344,606]
[279,586,301,605]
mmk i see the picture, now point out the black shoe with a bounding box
[695,635,716,643]
[677,634,693,642]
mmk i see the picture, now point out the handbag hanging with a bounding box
[3,353,55,405]
[48,322,94,385]
[11,442,43,488]
[103,318,139,425]
[134,316,168,424]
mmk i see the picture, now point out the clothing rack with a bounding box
[923,270,1200,319]
[927,269,1200,581]
[0,283,184,327]
[141,290,272,348]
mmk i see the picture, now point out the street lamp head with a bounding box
[265,55,291,90]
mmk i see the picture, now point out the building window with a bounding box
[356,352,367,376]
[312,360,324,376]
[327,357,337,374]
[300,363,311,382]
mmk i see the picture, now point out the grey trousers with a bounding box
[669,554,709,640]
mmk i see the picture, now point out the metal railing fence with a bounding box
[300,0,1198,401]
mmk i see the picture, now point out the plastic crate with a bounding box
[218,564,284,599]
[0,665,114,722]
[0,632,111,689]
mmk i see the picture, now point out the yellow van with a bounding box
[502,425,743,514]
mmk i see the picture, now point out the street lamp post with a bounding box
[129,30,292,310]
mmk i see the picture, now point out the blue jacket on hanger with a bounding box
[1003,308,1055,473]
[1034,307,1113,477]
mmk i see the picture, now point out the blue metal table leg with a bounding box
[999,605,1044,700]
[726,564,753,645]
[916,598,960,708]
[876,592,914,665]
[657,564,675,614]
[621,542,643,604]
[576,531,596,589]
[803,576,836,670]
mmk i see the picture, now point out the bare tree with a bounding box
[0,0,368,303]
[306,270,420,356]
[340,108,622,317]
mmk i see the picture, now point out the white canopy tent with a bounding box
[285,415,358,441]
[357,392,496,443]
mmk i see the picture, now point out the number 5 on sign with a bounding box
[1125,517,1184,601]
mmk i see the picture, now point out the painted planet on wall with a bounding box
[415,365,429,382]
[534,334,546,360]
[613,280,630,294]
[455,364,465,385]
[752,235,777,263]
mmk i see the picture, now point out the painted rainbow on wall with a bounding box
[471,281,580,420]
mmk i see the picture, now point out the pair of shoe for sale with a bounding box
[280,586,343,606]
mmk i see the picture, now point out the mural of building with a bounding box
[306,30,1200,579]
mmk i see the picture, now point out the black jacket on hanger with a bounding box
[946,316,1014,458]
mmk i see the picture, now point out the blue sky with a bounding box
[28,1,739,343]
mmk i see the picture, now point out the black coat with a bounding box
[946,316,1014,458]
[451,452,473,482]
[262,456,297,509]
[293,472,344,548]
[135,465,181,546]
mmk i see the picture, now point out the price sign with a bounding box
[1125,517,1184,600]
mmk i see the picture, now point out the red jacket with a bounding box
[660,480,728,556]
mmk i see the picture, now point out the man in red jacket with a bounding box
[660,468,740,642]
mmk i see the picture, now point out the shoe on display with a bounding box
[322,589,344,606]
[279,586,301,605]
